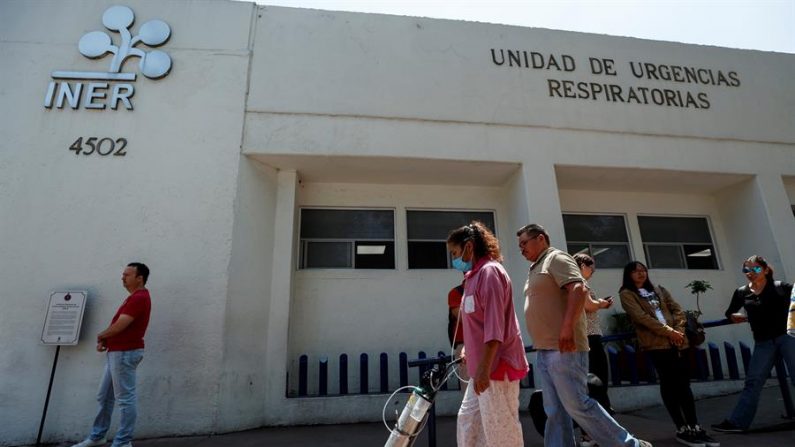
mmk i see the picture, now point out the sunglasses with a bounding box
[742,266,763,274]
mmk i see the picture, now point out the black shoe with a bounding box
[675,427,705,447]
[691,425,720,446]
[710,420,744,433]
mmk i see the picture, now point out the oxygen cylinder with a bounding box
[384,389,433,447]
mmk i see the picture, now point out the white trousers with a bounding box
[454,344,470,394]
[456,379,523,447]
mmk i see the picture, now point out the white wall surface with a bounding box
[784,177,795,204]
[720,178,791,270]
[752,175,795,280]
[560,187,746,345]
[0,0,254,444]
[501,168,535,339]
[3,0,795,440]
[248,6,795,144]
[216,158,279,430]
[289,181,520,393]
[243,4,794,427]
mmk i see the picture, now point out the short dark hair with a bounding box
[573,253,594,268]
[516,223,550,245]
[128,262,150,285]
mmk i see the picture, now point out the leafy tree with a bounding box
[685,280,712,316]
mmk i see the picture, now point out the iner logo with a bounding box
[44,5,172,111]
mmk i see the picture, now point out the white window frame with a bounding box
[561,212,633,269]
[405,208,497,270]
[298,207,396,270]
[636,213,720,270]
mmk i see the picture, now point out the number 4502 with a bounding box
[69,137,128,156]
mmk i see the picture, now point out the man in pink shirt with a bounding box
[447,222,528,447]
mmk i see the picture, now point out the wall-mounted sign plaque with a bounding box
[41,291,88,345]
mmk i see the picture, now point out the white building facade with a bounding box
[1,0,794,444]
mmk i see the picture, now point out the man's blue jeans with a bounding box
[536,350,640,447]
[728,334,795,429]
[88,349,144,446]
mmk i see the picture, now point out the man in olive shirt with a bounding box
[518,224,651,447]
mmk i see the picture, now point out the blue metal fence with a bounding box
[289,319,790,398]
[290,319,793,447]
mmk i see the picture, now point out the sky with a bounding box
[253,0,795,54]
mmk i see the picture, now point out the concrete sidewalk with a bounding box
[51,387,794,447]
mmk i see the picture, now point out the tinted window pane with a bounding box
[406,210,495,269]
[563,215,629,242]
[683,244,718,269]
[591,244,631,269]
[566,244,591,256]
[407,211,495,240]
[355,241,395,269]
[638,216,712,243]
[300,209,394,239]
[408,241,449,269]
[645,244,684,269]
[566,243,590,257]
[305,241,351,268]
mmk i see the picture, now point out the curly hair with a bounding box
[447,221,503,263]
[573,253,594,269]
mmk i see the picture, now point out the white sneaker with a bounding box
[71,439,105,447]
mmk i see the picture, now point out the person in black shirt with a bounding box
[712,255,795,433]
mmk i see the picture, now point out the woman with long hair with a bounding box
[573,253,614,447]
[712,255,795,433]
[447,221,528,447]
[619,261,718,447]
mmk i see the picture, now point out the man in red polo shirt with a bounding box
[72,262,152,447]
